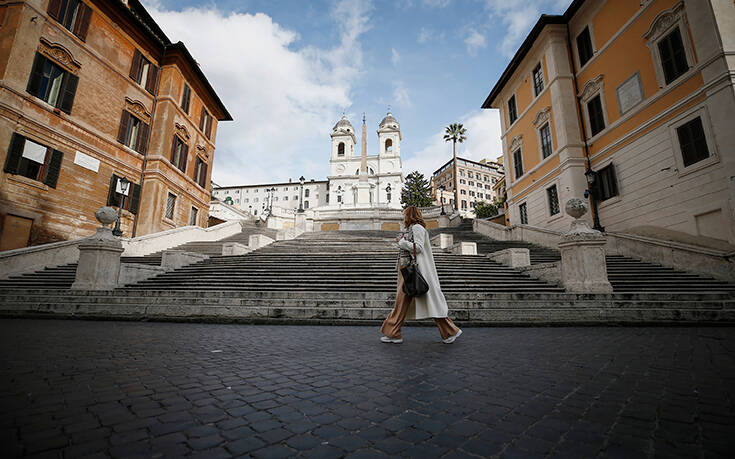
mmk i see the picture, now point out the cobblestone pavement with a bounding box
[1,320,735,458]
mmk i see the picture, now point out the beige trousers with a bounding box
[380,269,460,340]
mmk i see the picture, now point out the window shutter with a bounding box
[117,110,130,144]
[145,65,159,94]
[129,183,141,215]
[200,162,208,188]
[26,53,46,98]
[129,49,142,81]
[4,133,25,175]
[47,0,63,21]
[106,174,118,206]
[136,121,149,155]
[199,106,205,131]
[73,3,93,41]
[205,115,212,138]
[43,149,64,188]
[179,143,188,172]
[59,73,78,114]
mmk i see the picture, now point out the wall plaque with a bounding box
[616,72,644,115]
[74,151,100,172]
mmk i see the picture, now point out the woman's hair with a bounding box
[403,206,426,228]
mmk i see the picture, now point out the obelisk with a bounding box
[355,113,372,206]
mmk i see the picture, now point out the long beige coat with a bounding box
[397,224,450,320]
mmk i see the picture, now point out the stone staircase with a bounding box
[0,224,733,324]
[433,221,735,294]
[148,223,279,256]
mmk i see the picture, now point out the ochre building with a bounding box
[482,0,735,244]
[431,157,504,217]
[0,0,231,250]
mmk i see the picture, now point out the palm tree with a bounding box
[443,123,466,211]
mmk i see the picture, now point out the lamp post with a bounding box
[385,183,392,204]
[298,176,305,213]
[439,185,446,215]
[336,186,343,209]
[269,187,275,213]
[584,168,605,232]
[112,176,130,237]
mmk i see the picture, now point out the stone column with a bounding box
[71,207,124,291]
[557,198,613,293]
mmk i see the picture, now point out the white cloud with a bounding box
[484,0,565,58]
[423,0,452,7]
[417,27,432,44]
[391,48,400,66]
[403,109,503,178]
[464,29,487,55]
[141,1,373,186]
[392,82,411,107]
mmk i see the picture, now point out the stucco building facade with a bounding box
[0,0,230,250]
[482,0,735,244]
[431,157,504,217]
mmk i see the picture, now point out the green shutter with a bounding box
[4,133,25,175]
[43,149,63,188]
[26,53,46,98]
[59,73,78,114]
[129,183,141,215]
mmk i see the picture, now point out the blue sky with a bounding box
[142,0,569,186]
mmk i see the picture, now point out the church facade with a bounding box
[325,112,404,209]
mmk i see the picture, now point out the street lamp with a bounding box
[336,186,343,208]
[584,168,605,232]
[385,183,392,204]
[112,176,130,237]
[298,176,305,213]
[439,185,446,215]
[269,187,275,213]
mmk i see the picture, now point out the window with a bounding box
[459,170,465,177]
[508,95,518,125]
[467,172,473,178]
[170,136,188,173]
[293,195,298,201]
[576,27,593,67]
[658,27,689,84]
[305,189,310,197]
[512,148,524,178]
[129,50,158,94]
[338,142,345,156]
[193,157,208,188]
[47,0,92,41]
[461,200,467,209]
[3,134,63,188]
[283,196,288,201]
[486,194,492,199]
[597,164,619,201]
[470,202,475,208]
[26,53,78,114]
[304,201,309,209]
[199,107,213,139]
[468,181,474,186]
[676,117,710,167]
[189,207,198,226]
[116,110,149,154]
[469,191,475,197]
[460,190,467,195]
[519,202,528,225]
[460,179,466,185]
[532,63,544,96]
[547,185,560,216]
[106,174,141,214]
[165,193,176,220]
[181,84,191,114]
[244,198,249,203]
[587,95,605,136]
[336,194,342,203]
[385,139,392,153]
[540,122,553,158]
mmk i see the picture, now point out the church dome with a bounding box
[379,112,399,130]
[332,115,354,133]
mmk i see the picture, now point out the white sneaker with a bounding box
[442,329,463,344]
[380,336,403,344]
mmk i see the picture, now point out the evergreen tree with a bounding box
[474,200,498,218]
[401,171,433,208]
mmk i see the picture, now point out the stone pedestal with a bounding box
[250,234,275,249]
[558,199,613,293]
[437,215,450,228]
[354,181,372,206]
[71,227,124,290]
[488,248,530,268]
[295,213,307,235]
[222,242,251,256]
[431,233,453,249]
[450,241,477,255]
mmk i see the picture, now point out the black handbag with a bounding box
[401,240,429,297]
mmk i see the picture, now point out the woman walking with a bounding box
[380,206,462,344]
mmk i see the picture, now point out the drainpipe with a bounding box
[566,24,604,232]
[132,45,166,237]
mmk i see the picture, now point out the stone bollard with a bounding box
[558,198,613,293]
[71,207,124,290]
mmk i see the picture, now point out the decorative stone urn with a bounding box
[70,207,124,290]
[557,198,613,294]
